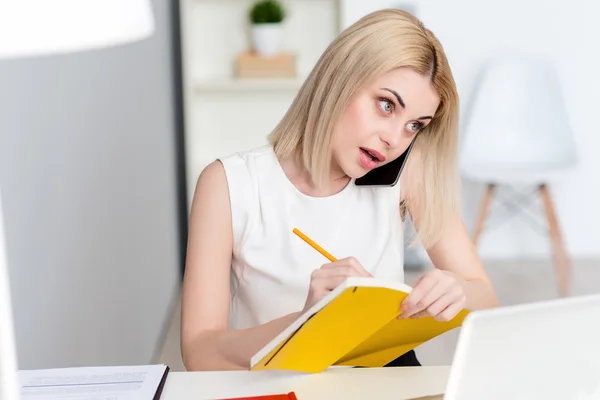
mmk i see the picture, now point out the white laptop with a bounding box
[0,189,19,400]
[444,292,600,400]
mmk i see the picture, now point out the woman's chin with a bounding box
[343,166,369,180]
[338,157,373,179]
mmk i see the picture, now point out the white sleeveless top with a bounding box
[218,145,406,330]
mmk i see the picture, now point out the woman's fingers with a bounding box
[399,269,467,320]
[408,291,454,319]
[318,275,351,291]
[408,279,453,317]
[319,256,372,277]
[342,256,373,277]
[435,301,464,322]
[400,272,439,318]
[311,266,359,280]
[304,256,372,313]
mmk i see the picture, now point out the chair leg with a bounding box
[473,183,495,246]
[539,184,571,297]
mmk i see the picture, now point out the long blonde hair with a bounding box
[269,9,460,249]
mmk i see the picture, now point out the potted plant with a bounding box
[249,0,286,57]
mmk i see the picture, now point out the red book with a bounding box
[219,392,298,400]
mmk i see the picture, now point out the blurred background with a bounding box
[1,0,598,372]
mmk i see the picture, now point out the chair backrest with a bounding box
[460,56,577,181]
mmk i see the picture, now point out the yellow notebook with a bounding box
[250,277,469,373]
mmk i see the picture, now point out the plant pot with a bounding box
[251,23,283,57]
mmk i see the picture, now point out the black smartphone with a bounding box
[355,134,419,187]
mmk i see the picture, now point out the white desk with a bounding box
[160,366,450,400]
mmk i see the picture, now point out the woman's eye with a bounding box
[407,122,423,133]
[378,99,394,113]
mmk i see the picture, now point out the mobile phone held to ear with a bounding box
[355,135,418,187]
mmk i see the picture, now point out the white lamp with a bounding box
[0,2,154,399]
[0,0,154,58]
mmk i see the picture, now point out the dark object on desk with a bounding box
[354,349,420,369]
[219,392,297,400]
[154,365,171,400]
[384,349,421,367]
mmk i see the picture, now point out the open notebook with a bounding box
[251,277,469,373]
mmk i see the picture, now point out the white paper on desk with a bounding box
[18,364,168,400]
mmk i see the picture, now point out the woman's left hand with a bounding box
[399,269,467,322]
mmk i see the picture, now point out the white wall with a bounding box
[412,0,600,260]
[0,0,181,369]
[339,0,418,30]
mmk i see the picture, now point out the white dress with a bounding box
[218,145,406,330]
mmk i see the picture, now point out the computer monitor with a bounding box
[0,188,19,400]
[444,293,600,400]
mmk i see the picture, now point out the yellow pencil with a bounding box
[292,228,337,262]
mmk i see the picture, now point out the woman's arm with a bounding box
[180,161,302,371]
[398,152,499,321]
[407,218,498,320]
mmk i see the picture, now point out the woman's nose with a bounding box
[379,127,403,149]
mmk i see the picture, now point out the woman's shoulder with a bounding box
[206,145,274,195]
[218,144,274,167]
[213,144,274,189]
[195,145,273,194]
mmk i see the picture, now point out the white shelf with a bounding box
[180,0,339,200]
[193,77,305,93]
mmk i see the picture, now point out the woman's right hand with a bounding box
[302,256,373,313]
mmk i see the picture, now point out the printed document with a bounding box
[18,364,168,399]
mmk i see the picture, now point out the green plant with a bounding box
[249,0,286,24]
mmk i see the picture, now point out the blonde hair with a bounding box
[269,9,460,249]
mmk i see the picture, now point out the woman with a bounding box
[180,9,498,371]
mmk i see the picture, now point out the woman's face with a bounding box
[331,67,440,179]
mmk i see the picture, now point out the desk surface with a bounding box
[160,366,450,400]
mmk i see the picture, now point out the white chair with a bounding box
[460,56,578,297]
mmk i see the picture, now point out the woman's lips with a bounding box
[359,148,382,170]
